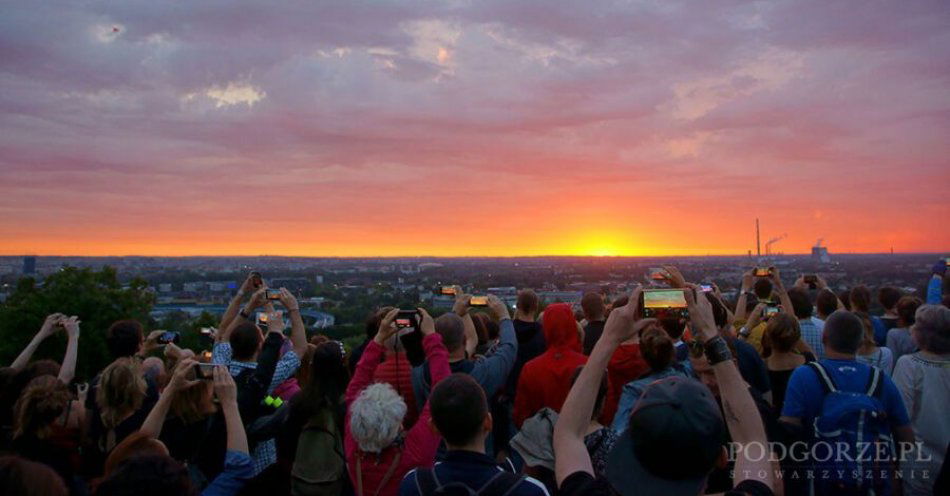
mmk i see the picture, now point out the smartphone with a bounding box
[250,271,263,288]
[395,309,418,329]
[640,289,688,319]
[764,303,780,319]
[256,313,268,326]
[265,288,282,300]
[194,363,216,380]
[200,327,215,336]
[754,267,772,277]
[440,286,457,296]
[200,350,212,361]
[157,331,180,344]
[700,284,714,292]
[648,268,668,281]
[469,296,489,307]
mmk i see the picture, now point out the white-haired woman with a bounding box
[344,307,449,496]
[892,304,950,496]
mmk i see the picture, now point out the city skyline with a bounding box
[2,1,948,257]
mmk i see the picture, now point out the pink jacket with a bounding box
[345,333,450,496]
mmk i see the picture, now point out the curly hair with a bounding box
[97,358,146,432]
[765,313,802,353]
[13,375,71,440]
[349,382,407,453]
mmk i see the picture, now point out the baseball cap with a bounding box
[606,376,726,496]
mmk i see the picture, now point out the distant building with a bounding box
[23,256,36,275]
[159,283,173,293]
[811,246,831,264]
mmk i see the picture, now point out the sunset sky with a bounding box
[1,1,948,257]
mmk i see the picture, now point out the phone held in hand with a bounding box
[157,331,180,344]
[469,296,489,307]
[265,288,282,300]
[754,267,772,277]
[764,303,780,319]
[395,309,419,329]
[440,286,457,296]
[700,284,714,292]
[640,289,689,319]
[194,363,215,380]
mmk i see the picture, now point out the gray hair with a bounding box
[349,383,407,453]
[912,304,950,354]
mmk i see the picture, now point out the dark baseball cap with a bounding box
[606,376,726,496]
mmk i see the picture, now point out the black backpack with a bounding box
[414,468,525,496]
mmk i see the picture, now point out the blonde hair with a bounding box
[13,375,71,439]
[97,358,146,431]
[168,361,214,424]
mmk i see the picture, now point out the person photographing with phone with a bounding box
[554,283,779,496]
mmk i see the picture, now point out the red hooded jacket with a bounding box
[513,303,588,428]
[600,342,649,426]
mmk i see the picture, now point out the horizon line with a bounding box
[4,251,947,259]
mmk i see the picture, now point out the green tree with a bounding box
[0,267,154,381]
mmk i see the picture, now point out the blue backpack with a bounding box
[807,362,896,495]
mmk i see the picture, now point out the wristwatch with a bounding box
[738,326,751,338]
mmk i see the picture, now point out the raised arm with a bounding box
[555,287,651,485]
[471,296,517,396]
[218,288,266,344]
[345,308,399,405]
[405,308,450,460]
[140,359,199,438]
[220,273,261,331]
[736,270,755,322]
[57,316,81,385]
[278,288,308,358]
[11,313,62,370]
[454,293,478,357]
[685,287,778,494]
[769,268,793,317]
[215,365,248,454]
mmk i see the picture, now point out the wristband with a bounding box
[703,335,733,365]
[738,326,751,338]
[235,290,245,299]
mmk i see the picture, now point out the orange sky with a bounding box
[1,1,949,257]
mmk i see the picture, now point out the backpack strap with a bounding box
[375,450,402,496]
[414,468,441,496]
[806,362,837,394]
[476,470,525,496]
[864,366,884,398]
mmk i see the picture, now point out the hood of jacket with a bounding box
[541,303,582,353]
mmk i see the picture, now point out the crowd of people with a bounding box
[1,260,948,496]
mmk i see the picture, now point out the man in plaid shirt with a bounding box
[212,276,309,476]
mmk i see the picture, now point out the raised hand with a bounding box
[213,365,237,404]
[38,313,65,339]
[245,288,267,312]
[453,292,471,316]
[661,265,687,288]
[61,316,81,339]
[167,358,201,393]
[417,308,436,336]
[684,286,718,341]
[487,295,510,321]
[374,307,401,345]
[278,288,299,311]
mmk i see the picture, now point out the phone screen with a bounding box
[470,296,489,306]
[265,289,281,300]
[643,289,687,308]
[648,268,668,280]
[158,331,179,344]
[754,268,771,277]
[700,284,713,292]
[395,318,413,328]
[440,286,457,295]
